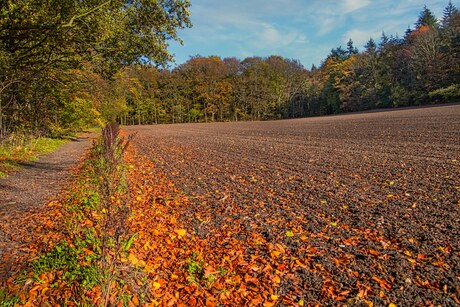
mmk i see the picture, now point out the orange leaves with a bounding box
[368,249,380,257]
[372,276,392,290]
[269,243,285,259]
[271,275,281,284]
[203,266,218,279]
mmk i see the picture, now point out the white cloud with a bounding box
[256,24,300,48]
[342,0,371,13]
[342,29,381,49]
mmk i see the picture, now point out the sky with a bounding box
[168,0,454,69]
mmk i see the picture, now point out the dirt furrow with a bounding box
[124,105,460,305]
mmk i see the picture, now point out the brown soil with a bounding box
[0,133,95,280]
[124,104,460,305]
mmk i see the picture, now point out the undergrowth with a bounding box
[2,123,144,306]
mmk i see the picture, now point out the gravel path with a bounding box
[0,133,95,280]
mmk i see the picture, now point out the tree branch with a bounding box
[61,1,112,28]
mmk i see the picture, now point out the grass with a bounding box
[29,242,100,290]
[0,288,20,307]
[0,136,68,177]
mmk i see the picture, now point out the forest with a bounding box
[0,1,459,137]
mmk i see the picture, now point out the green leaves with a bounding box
[123,232,138,251]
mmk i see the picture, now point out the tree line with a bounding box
[1,2,459,137]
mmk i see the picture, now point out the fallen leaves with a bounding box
[174,228,187,238]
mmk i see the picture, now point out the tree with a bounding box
[415,5,438,29]
[0,0,192,137]
[441,1,458,28]
[0,0,191,74]
[436,1,460,101]
[347,38,358,55]
[329,46,349,61]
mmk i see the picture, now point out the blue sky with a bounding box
[168,0,453,68]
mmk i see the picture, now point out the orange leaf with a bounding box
[204,266,218,278]
[132,295,140,306]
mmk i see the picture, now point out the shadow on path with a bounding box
[0,133,96,280]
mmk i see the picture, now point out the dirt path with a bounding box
[0,133,96,280]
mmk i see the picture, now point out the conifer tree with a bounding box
[415,5,438,28]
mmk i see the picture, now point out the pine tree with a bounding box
[364,38,377,54]
[347,38,358,55]
[442,1,459,28]
[415,5,438,29]
[378,32,389,51]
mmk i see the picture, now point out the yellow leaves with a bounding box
[252,236,264,245]
[272,275,281,284]
[126,253,145,267]
[404,250,412,257]
[364,299,374,307]
[143,240,153,251]
[174,228,186,238]
[128,253,139,265]
[285,231,294,237]
[270,294,279,301]
[330,221,338,227]
[153,281,161,290]
[298,300,305,306]
[170,274,179,280]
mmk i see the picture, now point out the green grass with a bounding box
[0,288,20,306]
[0,137,68,177]
[29,242,100,291]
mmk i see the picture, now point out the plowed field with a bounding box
[124,105,460,306]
